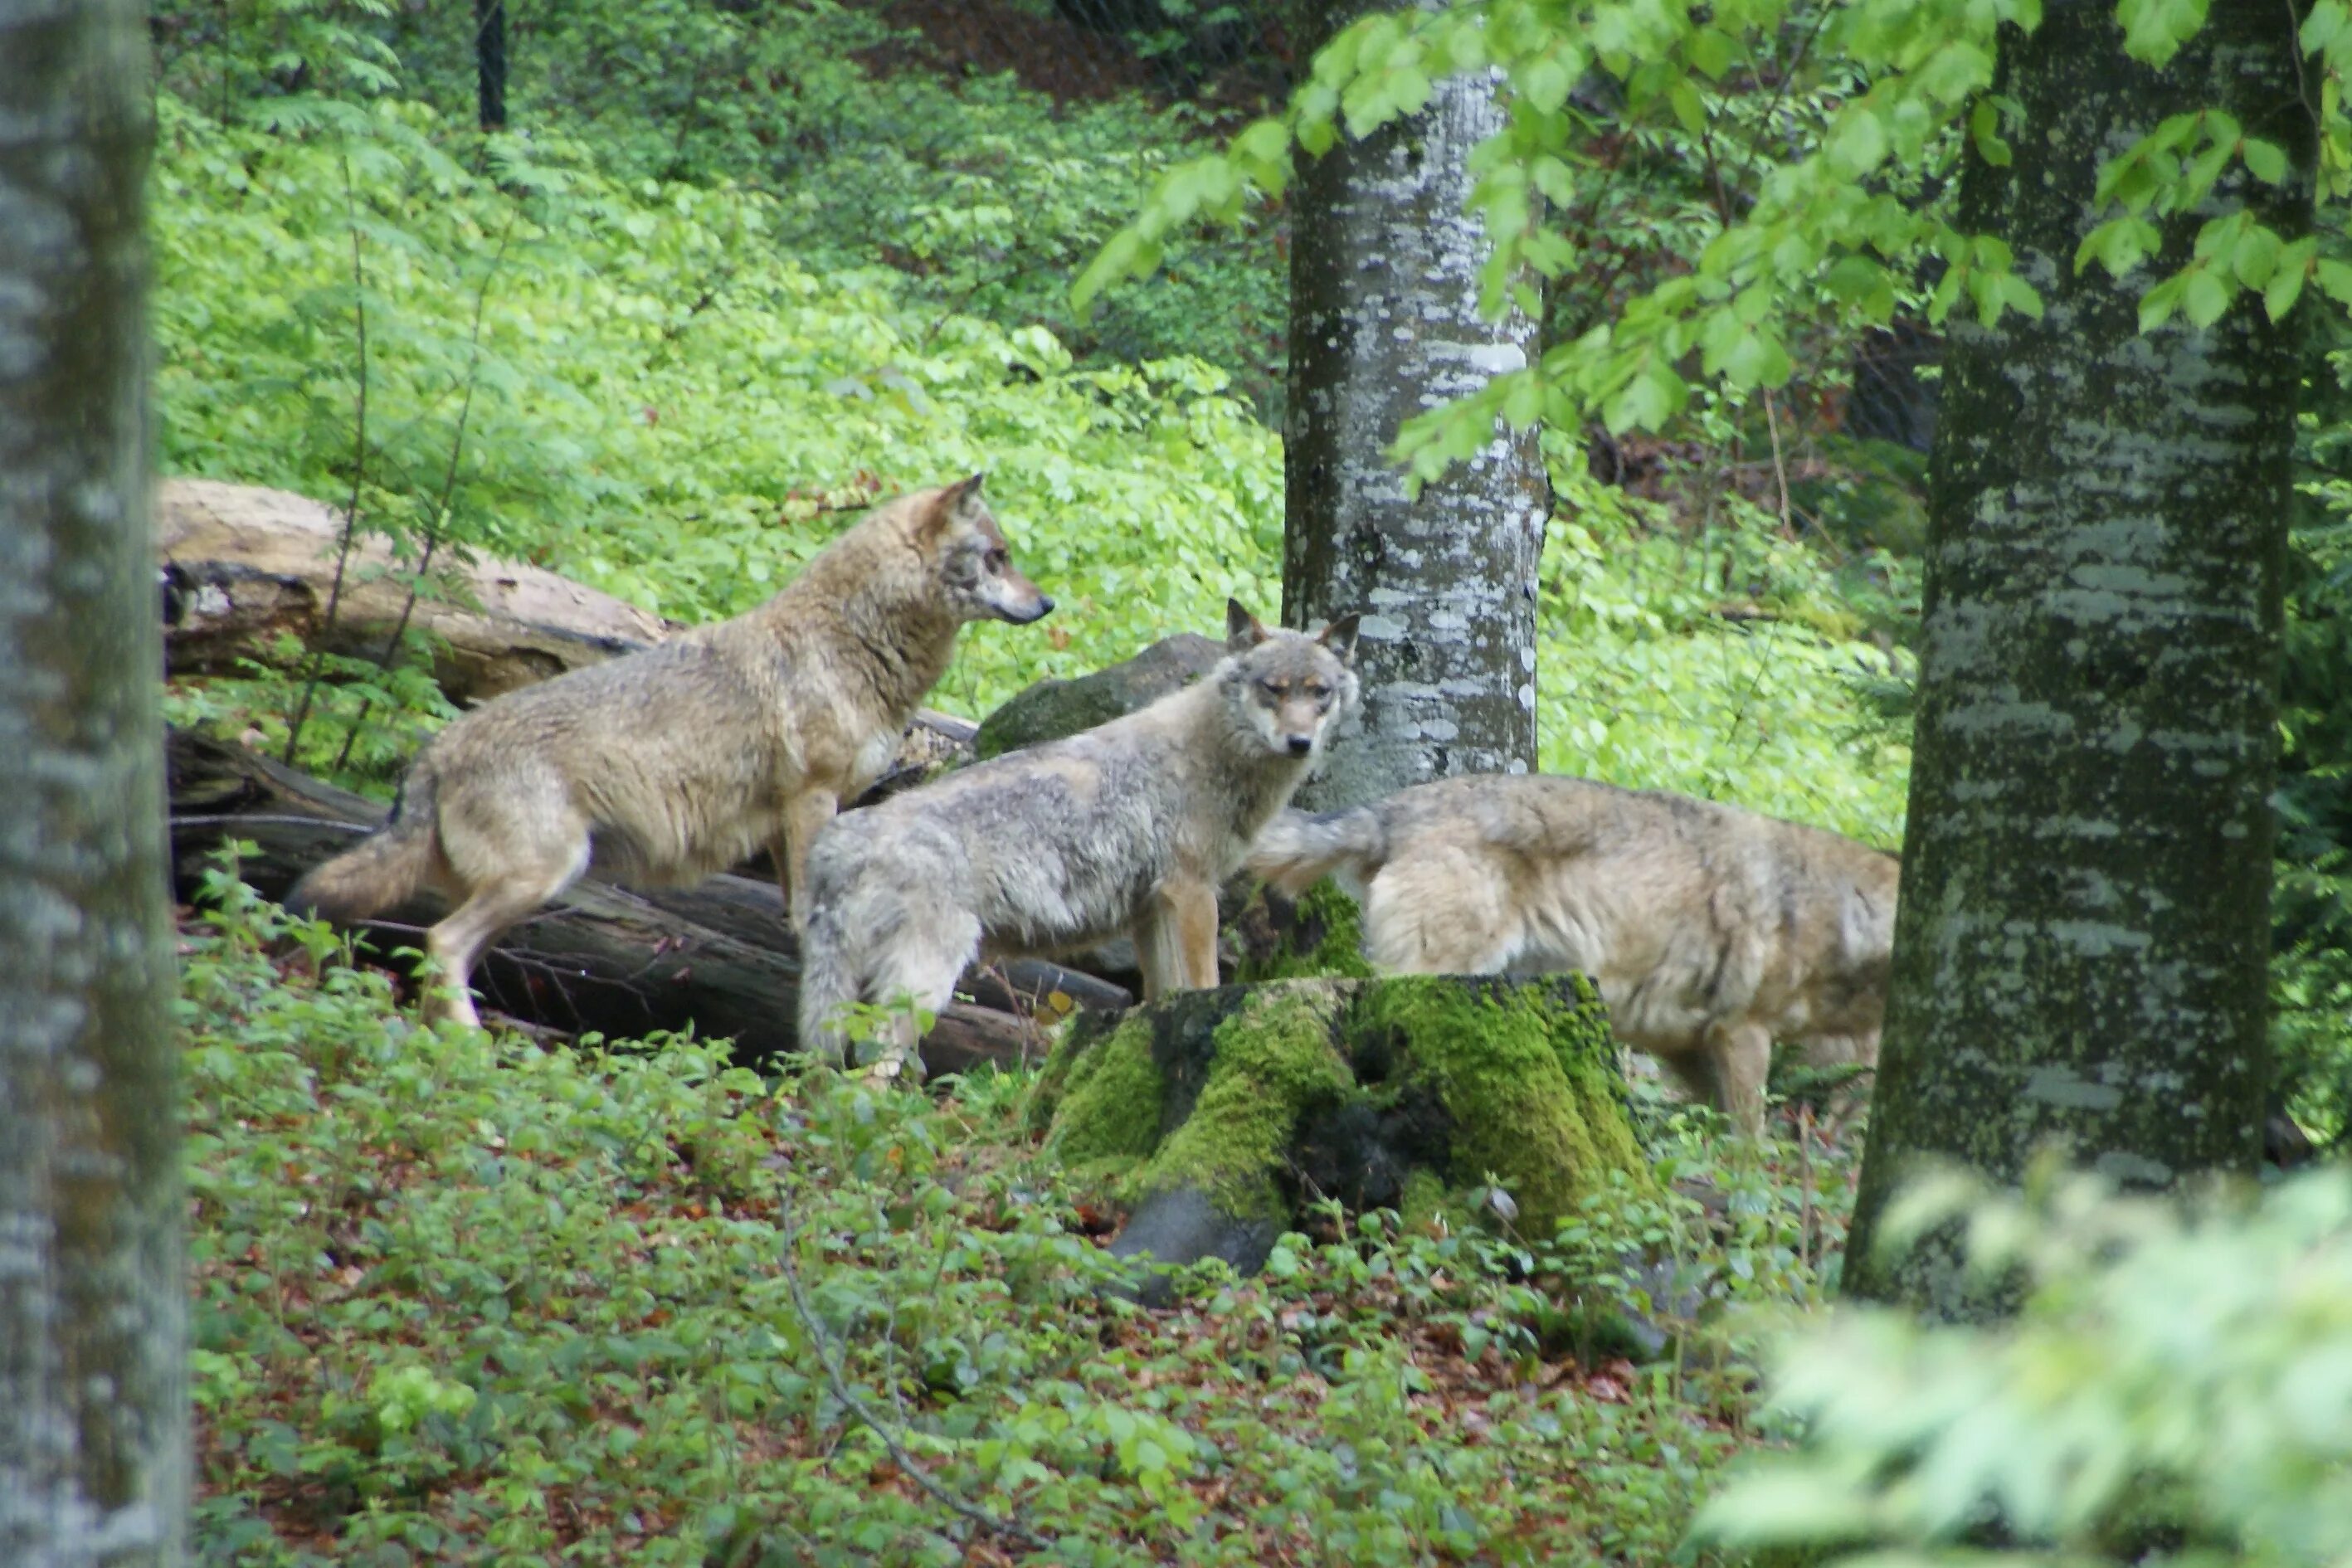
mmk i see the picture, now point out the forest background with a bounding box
[114,0,2352,1561]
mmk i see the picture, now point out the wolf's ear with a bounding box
[1225,597,1269,650]
[1317,612,1362,665]
[924,473,986,535]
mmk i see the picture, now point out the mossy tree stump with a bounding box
[1035,975,1647,1290]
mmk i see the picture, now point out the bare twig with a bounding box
[282,150,373,767]
[168,813,377,833]
[1797,1103,1817,1276]
[1762,386,1793,536]
[776,1191,1051,1555]
[333,205,523,774]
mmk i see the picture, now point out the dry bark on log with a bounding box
[164,728,1117,1073]
[158,477,673,704]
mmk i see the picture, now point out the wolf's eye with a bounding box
[1305,682,1331,700]
[986,548,1008,571]
[1257,678,1283,696]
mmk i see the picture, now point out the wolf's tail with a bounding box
[795,913,864,1069]
[1246,805,1387,897]
[285,770,441,923]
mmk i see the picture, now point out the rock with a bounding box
[1035,975,1649,1300]
[973,632,1225,758]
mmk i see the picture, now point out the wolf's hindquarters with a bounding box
[285,776,441,923]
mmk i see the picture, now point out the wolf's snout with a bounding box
[1001,592,1054,623]
[1286,734,1313,757]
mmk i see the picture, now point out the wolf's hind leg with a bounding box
[424,859,584,1029]
[858,909,981,1085]
[1699,1020,1772,1137]
[426,801,591,1030]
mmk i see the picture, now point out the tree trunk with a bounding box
[1283,0,1548,809]
[1843,6,2310,1317]
[475,0,507,130]
[0,1,185,1561]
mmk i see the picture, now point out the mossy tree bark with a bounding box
[0,1,186,1560]
[1283,0,1548,808]
[1843,6,2310,1317]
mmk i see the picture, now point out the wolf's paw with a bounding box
[855,1054,925,1090]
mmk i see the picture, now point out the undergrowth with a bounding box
[182,874,1858,1566]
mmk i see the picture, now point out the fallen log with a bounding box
[165,728,1115,1074]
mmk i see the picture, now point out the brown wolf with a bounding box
[797,601,1361,1082]
[287,475,1051,1027]
[1247,775,1900,1134]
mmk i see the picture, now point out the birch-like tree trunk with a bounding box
[0,0,184,1560]
[1283,0,1548,810]
[1843,4,2309,1317]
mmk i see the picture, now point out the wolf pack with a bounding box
[292,478,1900,1136]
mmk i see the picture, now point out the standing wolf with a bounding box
[1247,776,1900,1134]
[798,601,1361,1081]
[288,475,1052,1027]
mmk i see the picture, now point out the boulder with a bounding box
[973,632,1225,758]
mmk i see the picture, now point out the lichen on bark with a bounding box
[1283,0,1549,810]
[1843,7,2311,1317]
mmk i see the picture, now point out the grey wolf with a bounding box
[797,600,1361,1081]
[1247,775,1900,1134]
[287,475,1051,1027]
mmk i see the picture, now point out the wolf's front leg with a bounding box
[777,787,840,936]
[1137,878,1220,1001]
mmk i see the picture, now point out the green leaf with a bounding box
[1517,54,1572,114]
[2118,0,2210,67]
[2229,222,2281,286]
[2264,261,2309,321]
[2303,0,2349,52]
[1829,108,1888,177]
[2138,271,2188,331]
[2315,256,2352,305]
[1970,98,2013,168]
[2181,266,2232,328]
[2242,136,2290,184]
[1669,80,1707,139]
[1687,26,1736,79]
[2074,215,2160,277]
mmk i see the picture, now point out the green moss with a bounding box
[1132,984,1351,1220]
[1039,1014,1162,1183]
[1234,879,1374,982]
[1398,1167,1457,1234]
[1348,975,1649,1235]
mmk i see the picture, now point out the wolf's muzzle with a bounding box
[1003,595,1054,624]
[1286,734,1313,757]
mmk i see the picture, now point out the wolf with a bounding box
[796,600,1361,1082]
[287,475,1052,1027]
[1246,775,1900,1134]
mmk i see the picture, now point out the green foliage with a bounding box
[153,91,1284,737]
[1084,0,2339,476]
[180,879,1856,1564]
[1696,1164,2352,1566]
[1540,444,1915,846]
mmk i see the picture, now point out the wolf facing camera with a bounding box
[797,599,1362,1082]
